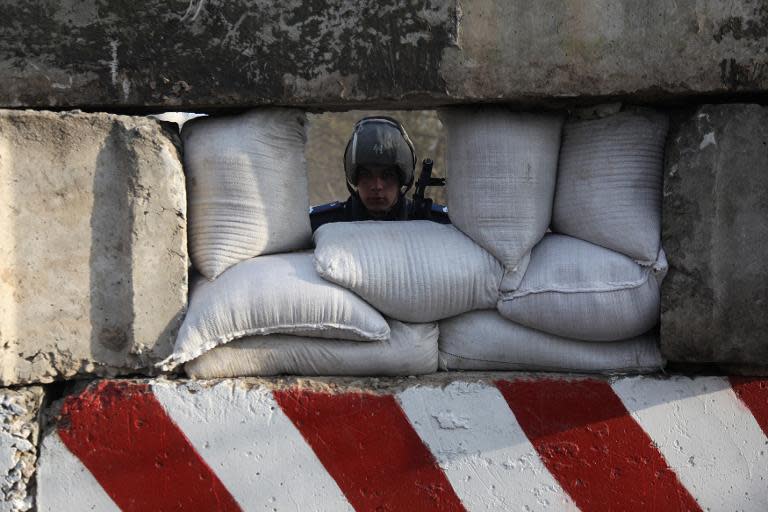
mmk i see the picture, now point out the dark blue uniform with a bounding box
[310,194,450,232]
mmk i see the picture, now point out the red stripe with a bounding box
[495,379,701,511]
[274,389,466,512]
[729,377,768,436]
[58,381,241,512]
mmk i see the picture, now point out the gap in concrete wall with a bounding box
[151,102,736,210]
[305,110,446,207]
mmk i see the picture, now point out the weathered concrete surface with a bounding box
[0,110,187,386]
[444,1,768,102]
[1,1,767,109]
[0,0,456,110]
[36,375,768,511]
[1,386,43,512]
[662,104,768,365]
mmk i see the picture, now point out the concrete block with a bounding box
[1,386,44,512]
[662,104,768,365]
[1,1,767,109]
[0,110,187,386]
[37,374,768,510]
[442,0,768,103]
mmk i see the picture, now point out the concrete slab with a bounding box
[0,110,187,386]
[1,386,44,512]
[1,1,766,109]
[662,104,768,365]
[37,374,768,510]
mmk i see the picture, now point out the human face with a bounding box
[356,165,401,215]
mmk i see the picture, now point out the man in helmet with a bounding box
[310,116,449,231]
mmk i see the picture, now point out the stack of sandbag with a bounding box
[166,109,439,377]
[441,107,563,291]
[313,221,504,322]
[440,108,669,373]
[161,252,439,377]
[186,320,438,378]
[497,234,666,341]
[439,310,664,374]
[171,106,669,377]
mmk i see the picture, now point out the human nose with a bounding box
[371,177,384,190]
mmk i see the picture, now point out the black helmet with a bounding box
[344,116,416,193]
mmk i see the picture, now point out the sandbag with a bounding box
[441,107,563,290]
[497,234,666,341]
[439,310,664,374]
[552,109,668,263]
[182,109,312,279]
[314,221,503,323]
[159,252,390,370]
[185,320,438,378]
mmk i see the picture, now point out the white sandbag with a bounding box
[552,109,669,263]
[497,234,666,341]
[185,320,438,378]
[159,252,390,370]
[314,221,503,323]
[441,107,563,290]
[439,310,664,374]
[183,109,312,279]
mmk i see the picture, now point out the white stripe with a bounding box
[612,376,768,511]
[36,432,120,512]
[153,380,353,512]
[397,382,578,511]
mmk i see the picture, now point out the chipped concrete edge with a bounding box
[1,387,44,512]
[42,371,671,403]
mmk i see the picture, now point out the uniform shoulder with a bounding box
[431,203,448,215]
[310,200,348,232]
[309,201,345,216]
[430,203,451,224]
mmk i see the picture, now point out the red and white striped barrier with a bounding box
[37,375,768,511]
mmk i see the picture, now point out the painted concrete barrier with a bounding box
[37,374,768,511]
